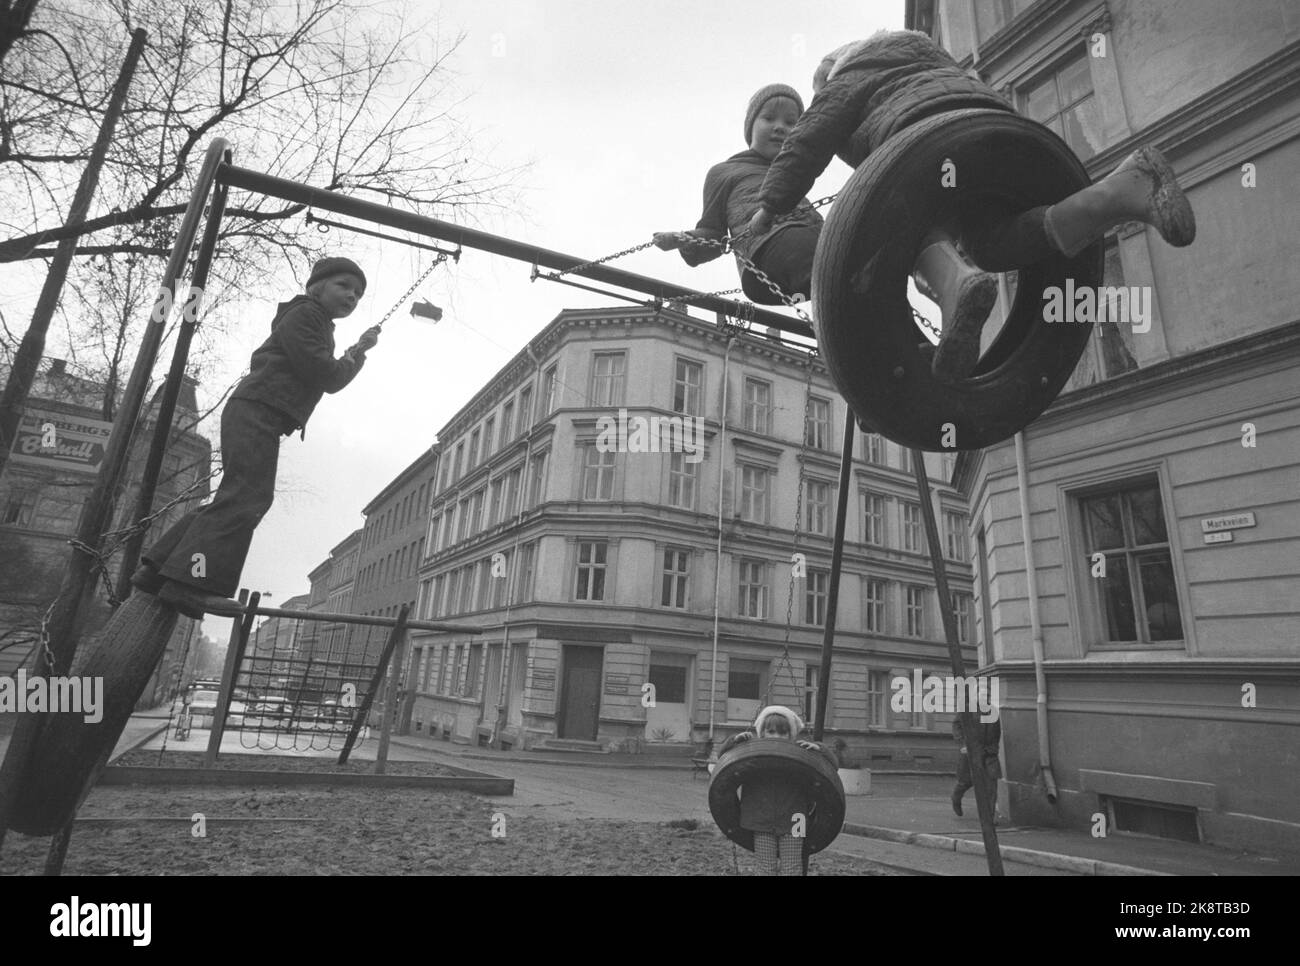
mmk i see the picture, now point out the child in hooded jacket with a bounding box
[718,704,839,876]
[133,257,380,619]
[749,31,1196,379]
[654,83,997,334]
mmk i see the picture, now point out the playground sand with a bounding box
[1,784,902,876]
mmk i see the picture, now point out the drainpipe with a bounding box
[708,334,735,742]
[1014,429,1058,802]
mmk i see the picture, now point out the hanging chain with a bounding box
[542,240,660,282]
[374,250,454,330]
[767,350,818,708]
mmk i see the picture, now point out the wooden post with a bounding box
[339,604,408,765]
[205,590,255,766]
[375,607,411,774]
[910,448,1004,876]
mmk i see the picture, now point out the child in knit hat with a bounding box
[751,31,1195,379]
[654,83,997,334]
[132,256,380,619]
[654,84,824,304]
[717,704,839,876]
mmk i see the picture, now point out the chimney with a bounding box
[48,358,66,375]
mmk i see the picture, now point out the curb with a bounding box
[840,822,1171,876]
[387,737,695,770]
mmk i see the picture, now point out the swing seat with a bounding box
[812,108,1101,451]
[5,592,178,835]
[708,739,845,853]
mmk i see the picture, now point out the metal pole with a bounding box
[205,590,255,766]
[813,416,856,742]
[339,603,408,764]
[0,28,148,479]
[113,176,231,602]
[217,164,813,338]
[910,448,1004,876]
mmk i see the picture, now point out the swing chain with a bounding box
[374,250,454,330]
[769,351,817,707]
[542,239,659,282]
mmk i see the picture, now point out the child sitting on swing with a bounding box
[653,83,997,338]
[747,32,1196,379]
[719,704,839,876]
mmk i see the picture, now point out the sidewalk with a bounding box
[389,732,1300,877]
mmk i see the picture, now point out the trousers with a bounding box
[143,398,288,598]
[752,831,805,876]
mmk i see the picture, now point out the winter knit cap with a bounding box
[307,256,367,294]
[754,705,803,738]
[744,84,804,144]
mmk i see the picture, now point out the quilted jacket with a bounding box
[760,30,1014,215]
[230,294,364,434]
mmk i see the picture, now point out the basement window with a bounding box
[1106,797,1200,843]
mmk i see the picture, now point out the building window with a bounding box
[445,570,461,616]
[866,670,886,728]
[464,644,483,698]
[805,479,831,535]
[898,446,914,476]
[581,444,616,501]
[905,586,927,637]
[738,464,770,524]
[1019,48,1101,161]
[901,502,923,553]
[515,542,536,604]
[484,417,496,457]
[454,441,465,481]
[4,489,40,527]
[944,510,968,561]
[456,498,471,541]
[504,467,522,519]
[542,365,558,415]
[517,385,533,435]
[1079,479,1183,644]
[491,550,511,608]
[737,558,768,619]
[648,658,688,704]
[661,549,689,609]
[742,377,771,434]
[575,540,608,601]
[863,578,887,634]
[527,451,548,507]
[458,564,476,613]
[431,575,446,618]
[673,358,703,416]
[805,396,831,449]
[804,568,828,626]
[862,492,885,546]
[804,664,825,725]
[469,488,485,534]
[667,452,698,510]
[727,658,768,723]
[475,558,493,610]
[590,352,627,407]
[501,401,515,447]
[488,479,503,527]
[952,592,972,644]
[940,451,957,480]
[864,433,885,465]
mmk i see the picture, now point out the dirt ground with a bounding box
[2,778,902,876]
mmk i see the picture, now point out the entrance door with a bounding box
[558,645,602,740]
[480,643,503,725]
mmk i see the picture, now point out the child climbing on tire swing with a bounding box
[746,31,1196,380]
[130,257,380,618]
[718,705,839,876]
[653,83,998,347]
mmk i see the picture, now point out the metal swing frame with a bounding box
[2,138,1002,874]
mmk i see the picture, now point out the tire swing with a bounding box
[812,108,1102,452]
[7,593,178,835]
[708,739,845,854]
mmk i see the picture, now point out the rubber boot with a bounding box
[914,234,1000,381]
[1045,145,1196,257]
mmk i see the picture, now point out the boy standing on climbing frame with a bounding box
[131,257,380,618]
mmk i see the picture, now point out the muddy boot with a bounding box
[1046,145,1196,257]
[915,236,999,381]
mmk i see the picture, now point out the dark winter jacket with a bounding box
[679,148,823,272]
[760,31,1014,215]
[229,294,364,433]
[719,731,840,835]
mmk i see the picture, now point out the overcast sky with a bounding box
[20,1,906,633]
